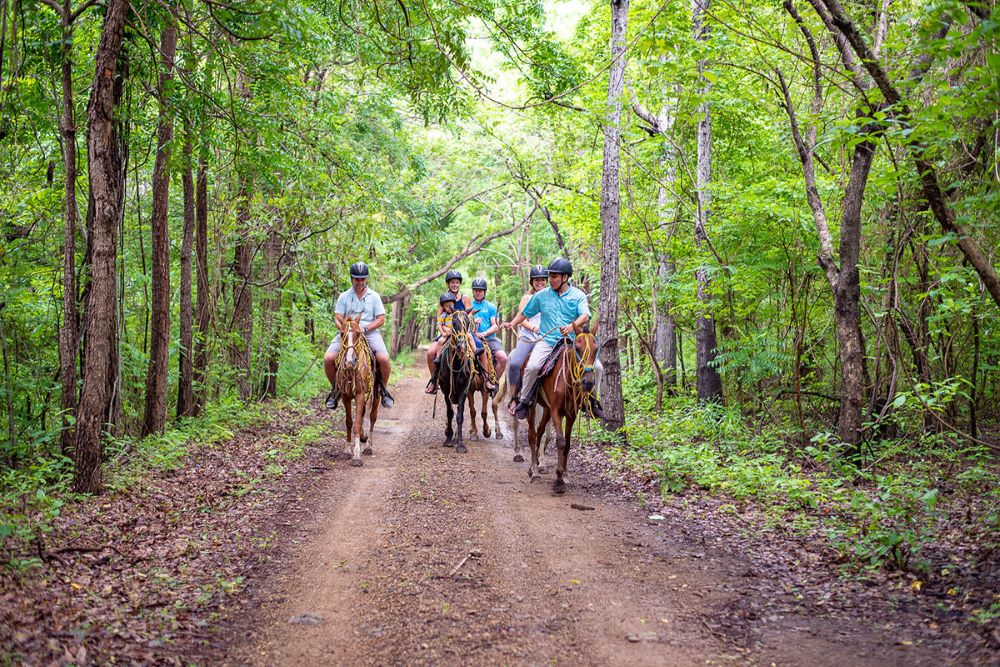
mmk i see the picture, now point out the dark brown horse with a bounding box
[466,328,501,442]
[436,311,476,453]
[335,314,379,466]
[527,326,599,494]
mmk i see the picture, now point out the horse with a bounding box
[527,326,599,495]
[436,310,476,453]
[466,335,501,442]
[495,370,554,464]
[334,314,379,467]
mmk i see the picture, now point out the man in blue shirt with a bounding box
[502,258,603,419]
[470,277,508,383]
[324,262,394,410]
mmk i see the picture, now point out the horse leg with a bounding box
[364,391,378,456]
[551,402,568,494]
[343,395,353,454]
[455,392,468,453]
[527,404,548,482]
[351,392,364,467]
[511,392,524,462]
[481,389,491,439]
[491,394,502,440]
[467,390,479,440]
[444,399,454,447]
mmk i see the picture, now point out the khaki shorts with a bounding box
[326,331,388,357]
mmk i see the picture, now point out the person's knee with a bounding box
[324,351,337,366]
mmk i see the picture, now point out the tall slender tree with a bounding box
[692,0,723,402]
[177,117,196,418]
[74,0,129,493]
[141,21,177,436]
[597,0,630,432]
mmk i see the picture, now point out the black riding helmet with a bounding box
[471,277,487,291]
[547,257,573,276]
[445,269,463,283]
[529,264,547,280]
[439,292,458,305]
[350,261,370,279]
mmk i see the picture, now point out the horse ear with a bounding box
[353,313,362,322]
[590,320,600,337]
[470,308,480,317]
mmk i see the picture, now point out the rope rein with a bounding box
[335,324,375,400]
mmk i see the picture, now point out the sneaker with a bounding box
[380,389,395,409]
[514,400,531,420]
[325,391,338,410]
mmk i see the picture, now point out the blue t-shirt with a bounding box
[335,288,385,330]
[470,298,498,341]
[521,285,591,346]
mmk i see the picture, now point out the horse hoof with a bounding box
[538,466,547,475]
[456,444,467,453]
[362,447,372,456]
[443,440,454,448]
[495,432,503,440]
[513,453,524,463]
[483,429,491,438]
[552,480,566,495]
[351,459,363,467]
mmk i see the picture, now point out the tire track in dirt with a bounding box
[226,370,944,666]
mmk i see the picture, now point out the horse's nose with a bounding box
[582,374,595,393]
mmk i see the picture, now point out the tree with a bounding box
[595,0,630,433]
[74,0,129,493]
[692,0,723,402]
[141,20,177,436]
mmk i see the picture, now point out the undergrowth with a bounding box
[606,369,1000,579]
[0,373,327,568]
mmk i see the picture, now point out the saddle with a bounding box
[521,338,570,407]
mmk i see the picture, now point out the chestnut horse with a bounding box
[437,311,476,453]
[335,314,379,466]
[527,327,599,494]
[466,332,501,442]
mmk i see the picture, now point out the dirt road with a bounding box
[224,370,938,666]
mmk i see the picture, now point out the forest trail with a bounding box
[224,368,931,667]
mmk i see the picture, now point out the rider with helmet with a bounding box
[502,258,603,419]
[470,277,507,386]
[505,264,548,408]
[324,262,395,409]
[425,269,471,391]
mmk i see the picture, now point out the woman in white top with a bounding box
[506,265,549,402]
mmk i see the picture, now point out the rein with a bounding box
[335,325,374,399]
[555,334,598,420]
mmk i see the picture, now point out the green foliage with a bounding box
[614,370,999,573]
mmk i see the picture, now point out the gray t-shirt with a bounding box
[335,287,385,330]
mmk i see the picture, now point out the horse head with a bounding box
[451,311,472,355]
[574,326,599,393]
[340,314,364,370]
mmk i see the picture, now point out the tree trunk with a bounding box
[231,180,254,401]
[693,0,723,402]
[194,150,209,412]
[141,23,177,437]
[177,120,196,418]
[597,0,630,432]
[58,5,79,457]
[74,0,128,494]
[258,227,282,399]
[834,137,876,451]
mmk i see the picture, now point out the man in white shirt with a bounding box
[324,262,394,409]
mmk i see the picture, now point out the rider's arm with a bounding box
[484,316,500,337]
[365,313,386,334]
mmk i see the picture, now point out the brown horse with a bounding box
[335,314,379,466]
[527,326,599,494]
[466,338,501,442]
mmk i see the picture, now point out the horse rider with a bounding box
[501,257,604,419]
[425,288,498,396]
[505,264,548,410]
[425,269,471,393]
[324,262,395,410]
[470,277,507,385]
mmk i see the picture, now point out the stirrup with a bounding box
[381,389,395,408]
[325,390,338,410]
[514,400,531,420]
